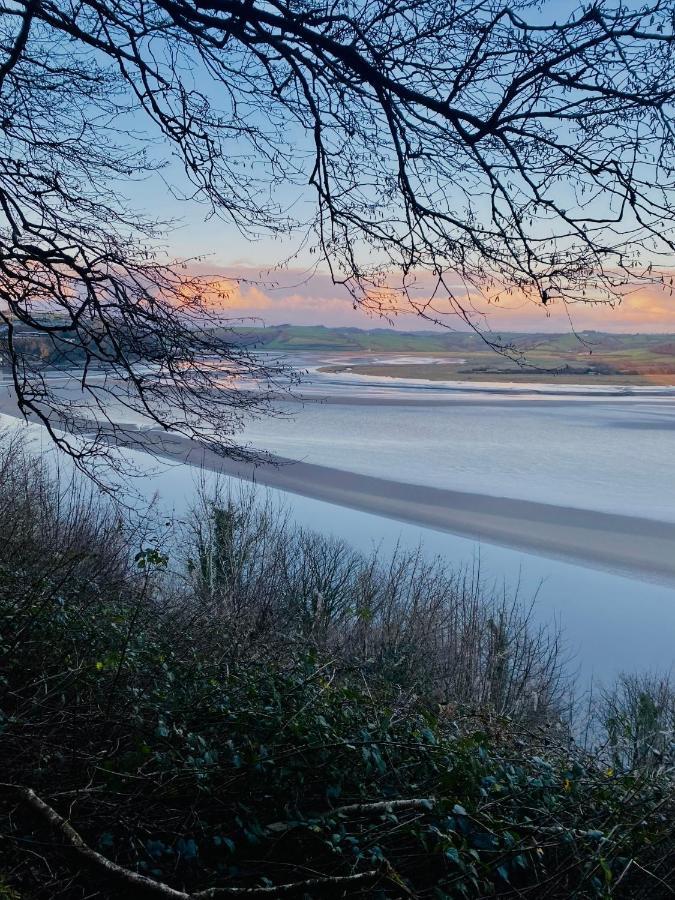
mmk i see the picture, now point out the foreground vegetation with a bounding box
[0,435,673,898]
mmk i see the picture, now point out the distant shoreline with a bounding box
[318,362,675,387]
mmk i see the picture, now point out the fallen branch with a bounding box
[323,798,436,818]
[3,784,185,898]
[193,869,387,898]
[2,784,386,898]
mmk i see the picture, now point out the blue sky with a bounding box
[112,0,675,334]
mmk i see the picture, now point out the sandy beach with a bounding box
[120,426,675,586]
[2,380,674,585]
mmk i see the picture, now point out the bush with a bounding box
[182,483,566,719]
[600,672,675,771]
[1,436,673,898]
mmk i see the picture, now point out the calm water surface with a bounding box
[127,452,675,686]
[4,356,675,683]
[239,357,675,522]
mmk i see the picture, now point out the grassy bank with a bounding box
[318,362,675,386]
[6,320,675,386]
[0,435,673,898]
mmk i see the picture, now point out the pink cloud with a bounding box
[187,263,675,333]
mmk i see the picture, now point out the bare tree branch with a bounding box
[2,0,675,461]
[3,783,387,898]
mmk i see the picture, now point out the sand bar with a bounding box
[125,427,675,586]
[2,381,674,585]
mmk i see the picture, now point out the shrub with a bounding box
[1,435,673,898]
[182,484,566,720]
[600,673,675,771]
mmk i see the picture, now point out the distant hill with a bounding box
[4,318,675,383]
[217,325,675,384]
[223,324,675,354]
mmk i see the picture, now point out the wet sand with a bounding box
[125,427,675,586]
[2,381,674,584]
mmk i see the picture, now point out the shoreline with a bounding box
[127,427,675,587]
[318,365,675,388]
[2,381,674,586]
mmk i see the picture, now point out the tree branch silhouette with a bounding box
[1,0,675,463]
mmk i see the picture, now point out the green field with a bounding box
[229,325,675,384]
[5,319,675,383]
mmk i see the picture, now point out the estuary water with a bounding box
[231,354,675,683]
[239,354,675,523]
[124,447,675,688]
[2,354,675,684]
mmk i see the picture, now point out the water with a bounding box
[3,354,675,684]
[237,358,675,522]
[120,452,675,686]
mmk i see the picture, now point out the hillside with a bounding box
[227,326,675,384]
[227,325,675,354]
[4,319,675,383]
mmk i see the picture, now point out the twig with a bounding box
[265,797,436,833]
[630,860,675,896]
[193,869,387,897]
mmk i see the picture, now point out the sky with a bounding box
[132,155,675,334]
[139,162,675,335]
[118,5,675,339]
[186,260,675,334]
[4,0,675,334]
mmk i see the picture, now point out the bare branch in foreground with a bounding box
[3,1,675,464]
